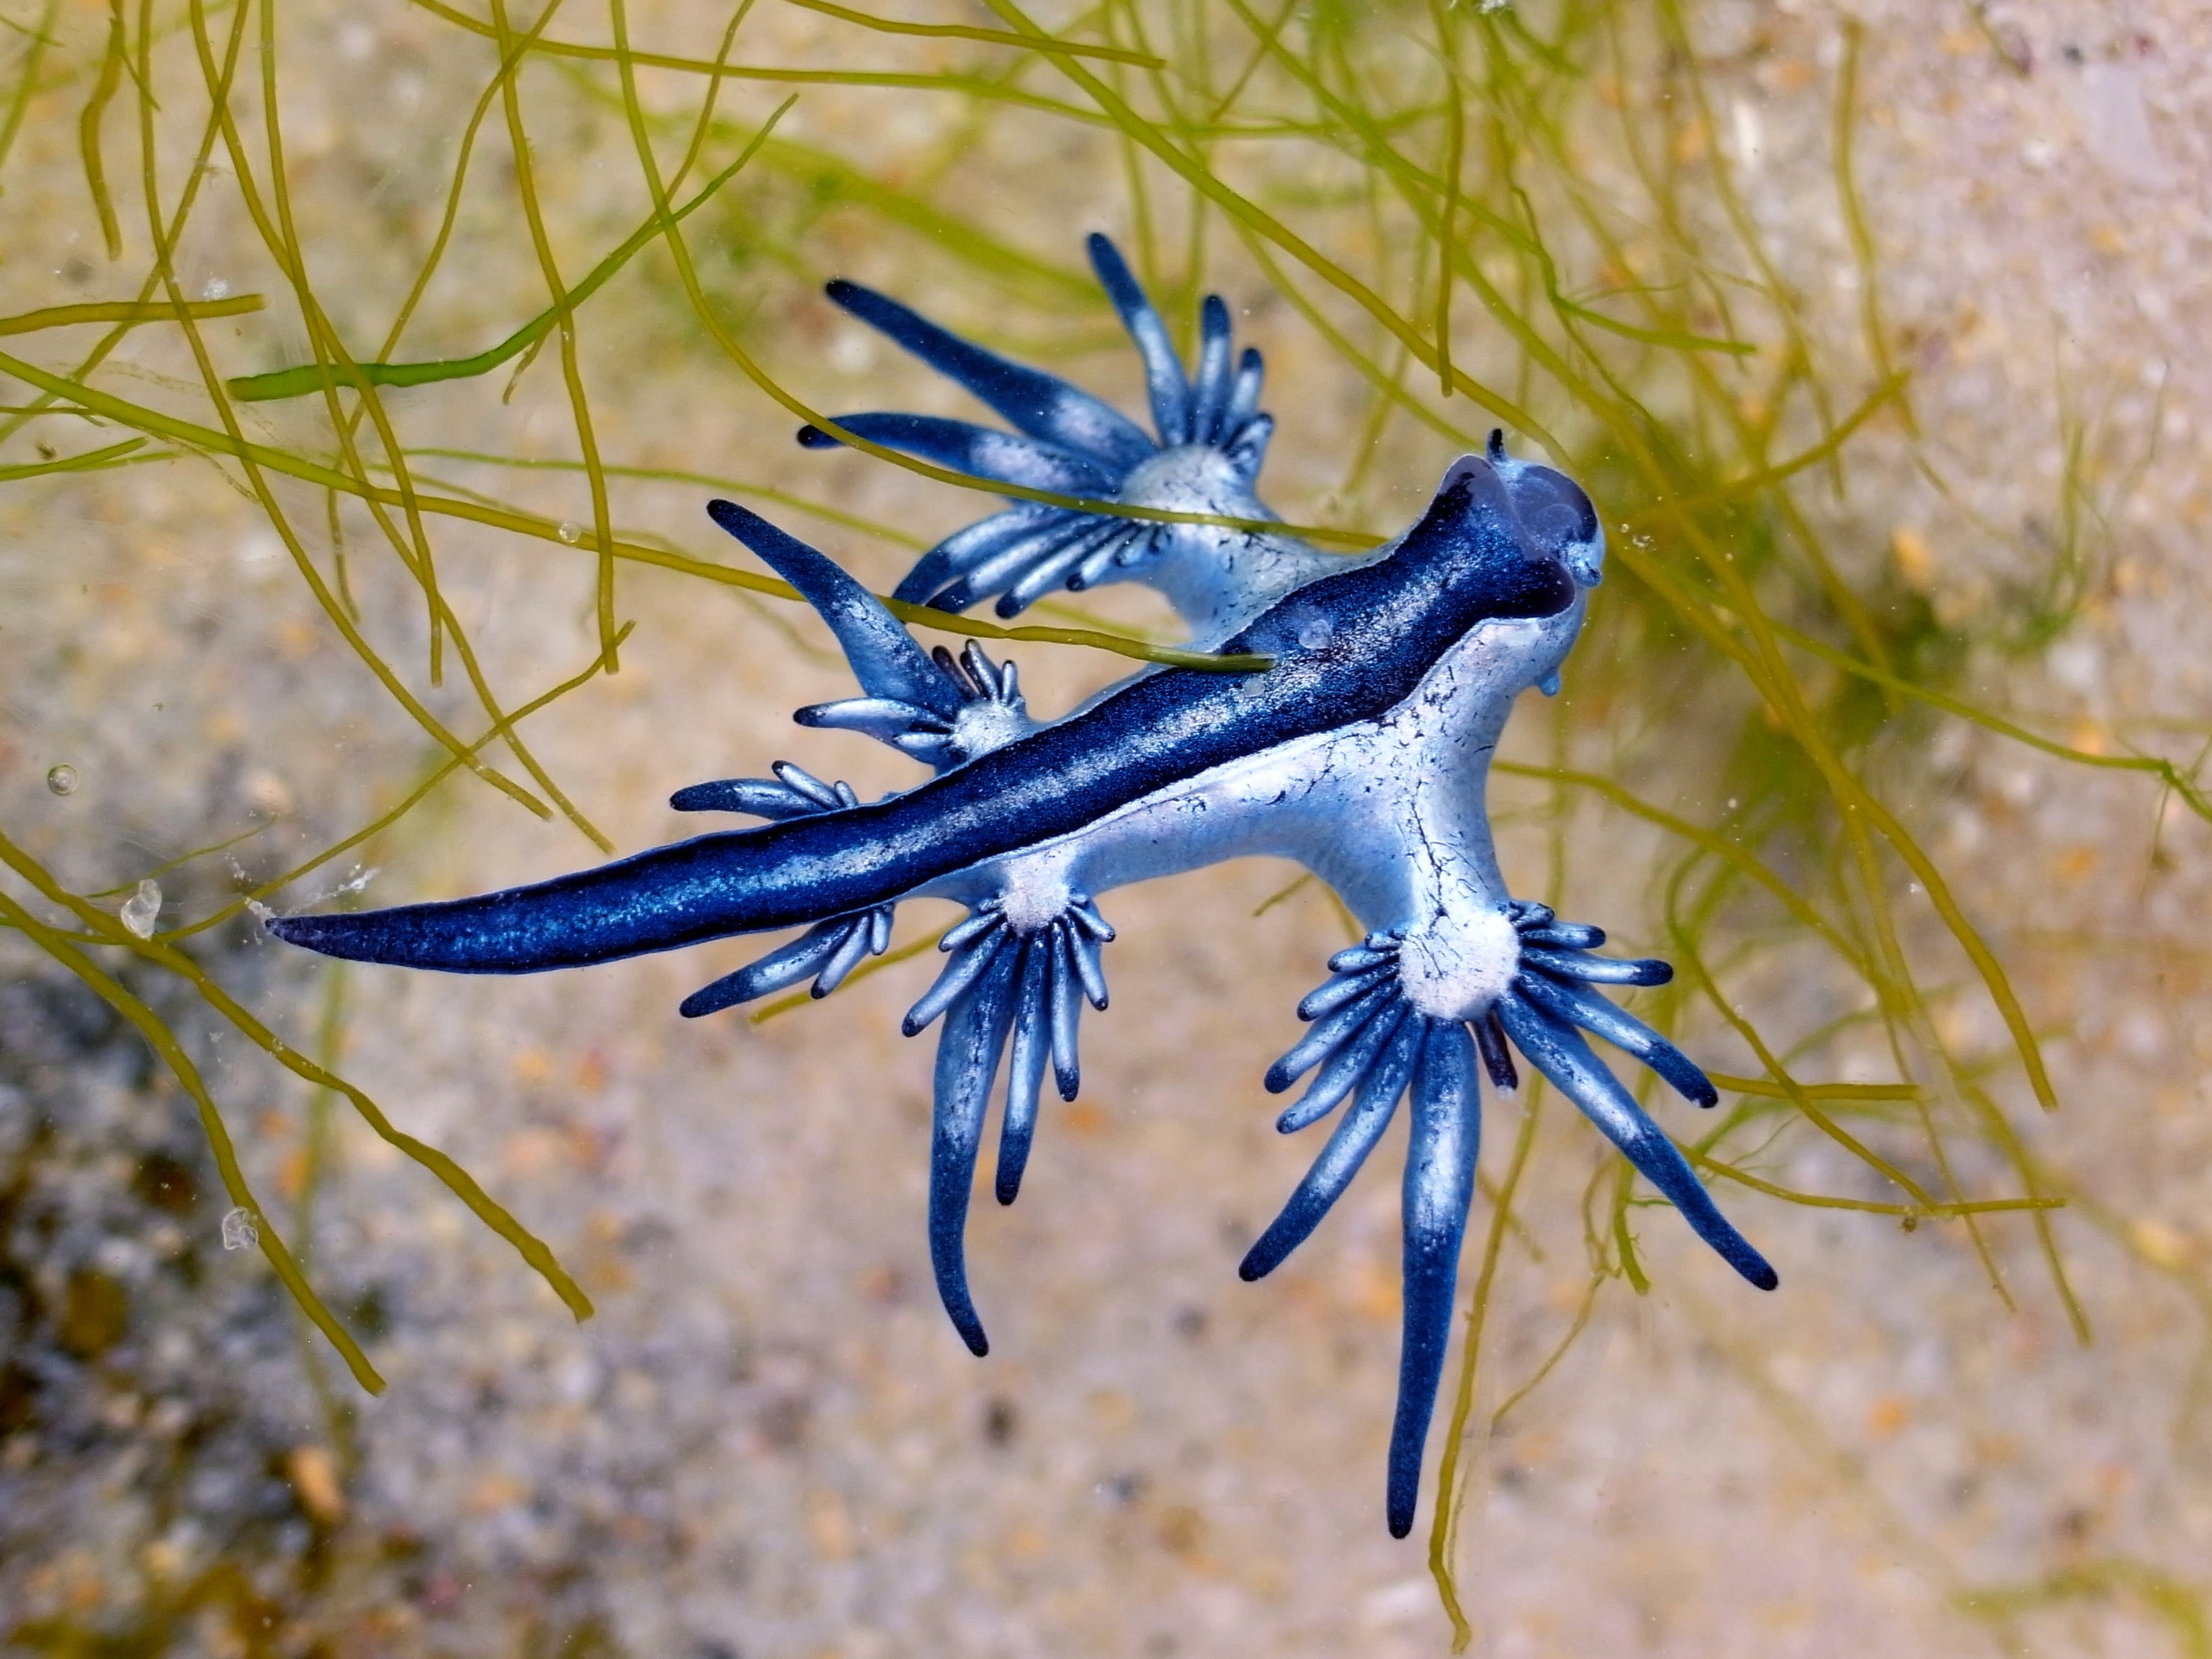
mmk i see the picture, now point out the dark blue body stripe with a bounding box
[268,466,1572,974]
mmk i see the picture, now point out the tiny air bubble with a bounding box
[120,879,161,939]
[556,521,583,545]
[45,764,78,795]
[220,1207,260,1251]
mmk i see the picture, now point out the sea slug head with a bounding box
[1483,428,1606,589]
[1217,447,1580,690]
[1393,443,1585,606]
[1367,439,1599,704]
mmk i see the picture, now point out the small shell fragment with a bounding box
[120,879,161,939]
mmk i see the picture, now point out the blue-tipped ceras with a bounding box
[269,234,1775,1539]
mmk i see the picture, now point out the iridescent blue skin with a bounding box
[267,237,1775,1539]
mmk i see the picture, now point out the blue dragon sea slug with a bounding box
[269,236,1775,1539]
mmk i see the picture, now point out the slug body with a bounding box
[269,237,1773,1540]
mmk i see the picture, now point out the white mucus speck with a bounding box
[202,277,229,300]
[1729,97,1765,171]
[220,1207,259,1251]
[121,879,161,939]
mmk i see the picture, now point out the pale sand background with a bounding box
[4,1,2212,1654]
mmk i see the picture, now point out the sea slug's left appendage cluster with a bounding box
[800,234,1277,620]
[263,236,1773,1540]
